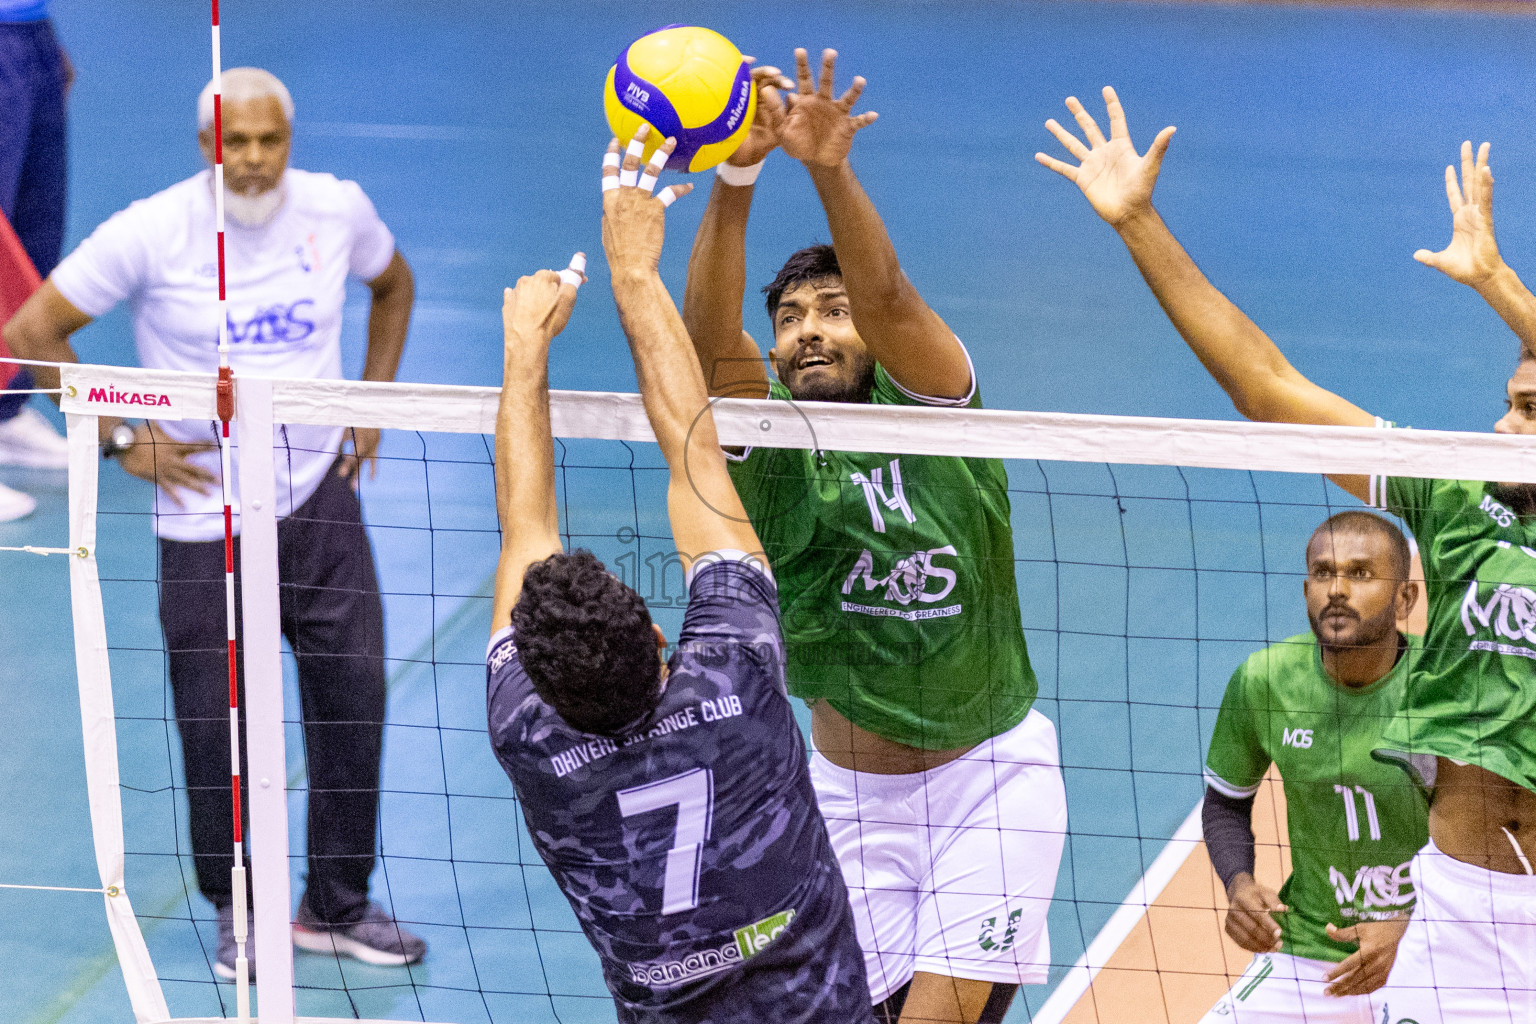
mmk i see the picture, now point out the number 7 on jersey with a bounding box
[617,768,715,914]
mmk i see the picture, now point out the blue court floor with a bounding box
[4,0,1536,1020]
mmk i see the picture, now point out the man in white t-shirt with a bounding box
[4,66,425,977]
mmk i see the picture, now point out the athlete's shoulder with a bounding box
[1235,634,1322,696]
[871,337,980,410]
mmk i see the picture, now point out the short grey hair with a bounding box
[197,67,293,131]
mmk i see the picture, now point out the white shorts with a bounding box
[1369,839,1536,1024]
[1198,953,1373,1023]
[810,707,1068,1002]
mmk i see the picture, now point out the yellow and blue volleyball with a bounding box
[604,25,756,173]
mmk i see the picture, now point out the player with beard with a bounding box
[1040,89,1536,1023]
[1200,512,1427,1022]
[680,49,1066,1024]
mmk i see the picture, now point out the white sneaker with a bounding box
[0,479,37,522]
[0,406,69,469]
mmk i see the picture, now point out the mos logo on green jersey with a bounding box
[1459,537,1536,657]
[841,458,964,620]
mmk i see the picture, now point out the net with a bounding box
[11,361,1535,1023]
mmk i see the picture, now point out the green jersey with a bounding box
[726,362,1036,750]
[1205,633,1429,963]
[1370,468,1536,793]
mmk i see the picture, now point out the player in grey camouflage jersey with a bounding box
[484,130,872,1023]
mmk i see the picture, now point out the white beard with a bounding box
[224,184,286,228]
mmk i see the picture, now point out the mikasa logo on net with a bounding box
[86,385,174,410]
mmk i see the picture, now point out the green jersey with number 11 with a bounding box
[725,360,1036,750]
[1205,633,1429,963]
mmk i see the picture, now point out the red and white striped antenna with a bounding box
[209,0,250,1018]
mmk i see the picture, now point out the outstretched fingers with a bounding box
[817,48,838,98]
[1065,95,1107,147]
[657,182,693,208]
[1102,85,1130,141]
[1044,117,1091,162]
[1144,124,1177,177]
[620,124,650,187]
[838,74,866,111]
[637,137,672,194]
[1034,151,1078,182]
[601,138,621,193]
[794,47,815,94]
[1444,161,1462,213]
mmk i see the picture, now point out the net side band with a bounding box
[56,362,1536,484]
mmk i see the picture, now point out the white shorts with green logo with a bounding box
[809,708,1067,1002]
[1199,953,1372,1023]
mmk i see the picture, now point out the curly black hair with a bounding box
[762,244,841,328]
[510,549,662,735]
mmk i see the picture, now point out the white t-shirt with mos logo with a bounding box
[51,167,396,541]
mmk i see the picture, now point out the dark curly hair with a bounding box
[762,244,842,327]
[510,549,662,735]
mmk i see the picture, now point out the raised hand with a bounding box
[779,48,878,169]
[1415,141,1504,288]
[1323,918,1409,996]
[1223,873,1286,954]
[727,62,792,168]
[1036,86,1176,228]
[601,127,693,276]
[502,254,584,361]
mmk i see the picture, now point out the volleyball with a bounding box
[604,25,756,173]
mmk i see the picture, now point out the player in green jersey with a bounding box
[679,48,1066,1024]
[1040,90,1536,1023]
[1201,512,1428,1022]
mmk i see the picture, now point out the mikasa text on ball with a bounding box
[604,25,756,173]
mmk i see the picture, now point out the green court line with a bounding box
[31,572,496,1024]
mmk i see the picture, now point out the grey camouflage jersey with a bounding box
[487,559,873,1023]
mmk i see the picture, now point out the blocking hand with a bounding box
[1224,873,1286,955]
[727,62,793,168]
[1414,141,1505,289]
[779,48,878,169]
[601,127,693,276]
[1036,86,1176,228]
[1323,918,1409,996]
[502,255,584,358]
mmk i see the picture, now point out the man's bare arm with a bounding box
[339,249,415,482]
[679,67,787,399]
[3,280,93,396]
[605,135,763,564]
[1037,87,1375,501]
[1414,141,1536,360]
[784,48,969,400]
[490,261,582,633]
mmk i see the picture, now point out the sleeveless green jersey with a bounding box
[1205,633,1429,963]
[1370,467,1536,794]
[725,363,1036,750]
